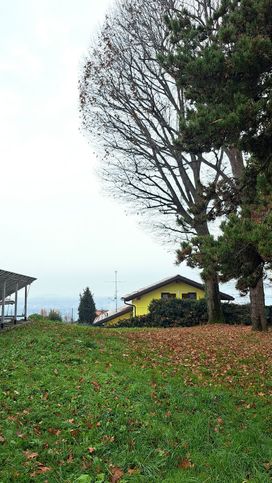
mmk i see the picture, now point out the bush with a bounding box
[148,298,207,327]
[265,306,272,326]
[107,313,154,328]
[29,314,46,321]
[109,299,260,328]
[222,303,251,325]
[48,309,62,322]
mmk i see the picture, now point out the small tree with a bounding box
[78,287,96,324]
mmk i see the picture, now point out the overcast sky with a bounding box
[0,0,241,304]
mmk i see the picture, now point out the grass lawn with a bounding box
[0,321,271,482]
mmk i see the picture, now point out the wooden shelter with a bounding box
[0,269,36,328]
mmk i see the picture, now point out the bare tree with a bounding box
[79,0,236,322]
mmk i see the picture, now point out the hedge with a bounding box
[106,298,262,328]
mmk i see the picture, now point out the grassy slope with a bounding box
[0,321,271,482]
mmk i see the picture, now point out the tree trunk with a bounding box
[195,221,224,324]
[225,148,268,331]
[249,277,267,331]
[224,147,244,179]
[205,276,224,324]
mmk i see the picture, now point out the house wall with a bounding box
[105,310,132,327]
[131,281,205,316]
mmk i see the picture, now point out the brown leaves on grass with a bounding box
[47,428,61,436]
[125,325,272,395]
[178,458,194,469]
[109,465,124,482]
[91,380,101,392]
[23,451,39,460]
[66,453,74,463]
[30,464,51,477]
[127,467,140,476]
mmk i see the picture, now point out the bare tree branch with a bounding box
[79,0,233,241]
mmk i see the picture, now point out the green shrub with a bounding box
[148,298,207,327]
[29,313,46,321]
[110,299,262,328]
[222,303,251,325]
[108,313,154,328]
[48,309,62,322]
[265,305,272,326]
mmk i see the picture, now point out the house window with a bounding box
[182,292,197,300]
[161,292,176,300]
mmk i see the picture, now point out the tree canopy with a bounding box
[163,0,272,168]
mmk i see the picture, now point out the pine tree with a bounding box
[78,287,96,324]
[163,0,272,330]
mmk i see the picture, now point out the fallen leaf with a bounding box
[0,434,5,443]
[127,467,140,475]
[178,458,194,469]
[48,428,61,436]
[91,381,101,392]
[263,461,272,471]
[67,453,74,463]
[102,435,115,443]
[110,466,124,483]
[23,451,39,460]
[7,415,18,422]
[16,432,26,439]
[88,447,96,454]
[30,466,51,477]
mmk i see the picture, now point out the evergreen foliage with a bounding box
[163,0,272,166]
[78,287,96,324]
[162,0,272,330]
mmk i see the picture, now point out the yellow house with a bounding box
[94,274,233,326]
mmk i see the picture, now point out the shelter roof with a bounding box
[0,269,36,298]
[122,274,234,301]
